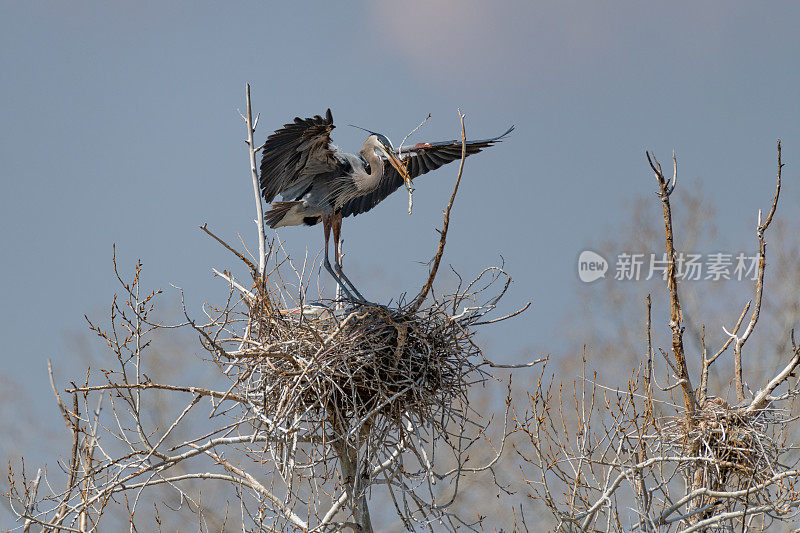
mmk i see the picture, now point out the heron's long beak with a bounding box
[385,149,412,187]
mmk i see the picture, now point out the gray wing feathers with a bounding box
[259,109,340,203]
[341,126,514,218]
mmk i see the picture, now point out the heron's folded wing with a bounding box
[341,126,514,218]
[259,109,342,203]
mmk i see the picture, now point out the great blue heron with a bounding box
[259,109,512,302]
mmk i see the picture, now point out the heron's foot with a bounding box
[335,293,380,307]
[325,260,386,308]
[333,290,383,309]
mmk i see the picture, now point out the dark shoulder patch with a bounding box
[303,216,321,226]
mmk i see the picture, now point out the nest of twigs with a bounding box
[216,288,490,446]
[662,397,783,489]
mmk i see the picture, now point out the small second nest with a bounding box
[235,298,481,438]
[662,397,783,489]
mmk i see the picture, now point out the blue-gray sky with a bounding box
[2,1,800,395]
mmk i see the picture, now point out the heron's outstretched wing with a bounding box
[341,126,514,217]
[259,109,342,203]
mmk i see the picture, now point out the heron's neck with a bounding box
[358,148,384,191]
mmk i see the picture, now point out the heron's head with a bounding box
[367,134,412,187]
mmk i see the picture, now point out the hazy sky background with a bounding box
[2,1,800,450]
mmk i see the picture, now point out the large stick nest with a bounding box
[202,264,517,450]
[249,296,483,435]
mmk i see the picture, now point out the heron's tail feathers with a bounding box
[265,201,302,228]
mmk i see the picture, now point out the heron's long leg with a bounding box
[331,212,367,302]
[322,215,356,302]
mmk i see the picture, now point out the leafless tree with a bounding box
[516,143,800,531]
[5,88,536,532]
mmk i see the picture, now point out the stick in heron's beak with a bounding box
[386,150,411,188]
[380,145,414,213]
